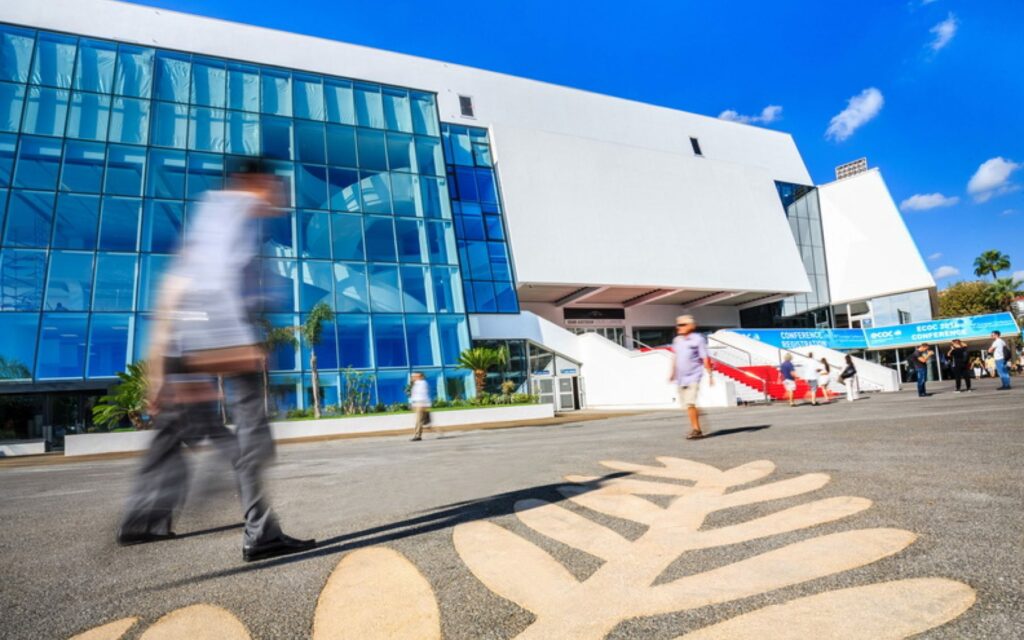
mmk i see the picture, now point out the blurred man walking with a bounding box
[668,315,713,440]
[989,331,1012,390]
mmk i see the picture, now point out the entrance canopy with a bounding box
[732,312,1021,351]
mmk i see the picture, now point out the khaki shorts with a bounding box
[782,379,796,392]
[678,383,700,408]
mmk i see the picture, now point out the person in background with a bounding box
[839,354,858,402]
[409,372,433,441]
[947,339,972,393]
[804,352,820,406]
[988,330,1011,390]
[970,355,985,380]
[779,353,799,407]
[984,353,996,378]
[817,357,832,404]
[668,315,714,440]
[912,343,934,397]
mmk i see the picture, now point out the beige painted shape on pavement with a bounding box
[312,546,441,640]
[67,617,138,640]
[139,604,250,640]
[679,578,977,639]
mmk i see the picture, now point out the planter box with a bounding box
[0,439,47,457]
[63,404,555,457]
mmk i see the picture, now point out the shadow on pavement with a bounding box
[149,471,634,588]
[704,425,770,438]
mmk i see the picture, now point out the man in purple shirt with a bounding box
[668,315,714,439]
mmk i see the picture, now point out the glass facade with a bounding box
[442,124,518,313]
[0,24,478,423]
[776,182,830,318]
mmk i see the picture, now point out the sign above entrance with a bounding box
[862,312,1020,349]
[729,328,868,351]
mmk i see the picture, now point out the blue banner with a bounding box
[863,312,1021,349]
[729,328,868,351]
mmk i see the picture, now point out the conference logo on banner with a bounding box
[863,312,1021,349]
[730,328,867,351]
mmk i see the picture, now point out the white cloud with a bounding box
[1013,270,1024,281]
[933,265,960,279]
[928,13,958,52]
[718,105,783,125]
[928,252,943,261]
[825,88,884,142]
[900,193,960,211]
[1001,208,1019,217]
[967,157,1021,202]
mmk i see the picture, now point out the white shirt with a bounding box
[991,338,1007,361]
[409,379,431,407]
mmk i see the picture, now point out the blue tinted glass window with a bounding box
[327,167,360,212]
[376,370,408,405]
[400,265,432,313]
[427,221,456,264]
[226,110,260,156]
[387,133,415,173]
[190,57,226,108]
[488,242,512,280]
[0,81,25,132]
[93,253,137,310]
[104,145,145,196]
[383,88,413,133]
[477,169,498,204]
[261,115,293,160]
[354,83,384,128]
[4,190,54,247]
[108,96,150,144]
[337,313,371,368]
[66,91,111,141]
[473,141,493,167]
[364,216,396,262]
[0,25,35,83]
[405,315,438,367]
[0,312,37,379]
[139,254,172,310]
[154,51,191,103]
[299,260,334,311]
[259,212,294,257]
[113,45,154,98]
[446,126,473,165]
[99,197,140,251]
[262,259,297,312]
[410,92,438,136]
[74,39,117,93]
[332,214,364,261]
[326,124,356,167]
[0,249,46,310]
[294,120,325,164]
[261,68,292,116]
[334,262,368,313]
[60,140,105,192]
[301,318,338,370]
[324,79,355,125]
[265,314,297,371]
[0,133,14,186]
[432,267,464,314]
[419,177,450,219]
[52,193,99,249]
[188,106,226,153]
[437,316,468,366]
[467,241,491,280]
[484,214,504,240]
[266,160,296,207]
[372,315,406,367]
[146,148,186,198]
[455,167,478,201]
[473,280,497,312]
[45,250,94,311]
[367,264,401,314]
[186,153,224,199]
[36,312,87,379]
[87,313,131,377]
[298,210,331,259]
[15,136,62,190]
[395,219,426,263]
[30,32,76,88]
[296,164,328,209]
[415,137,444,177]
[268,372,300,410]
[390,173,418,217]
[227,62,259,112]
[356,129,387,171]
[22,86,69,136]
[495,280,518,313]
[360,172,391,214]
[142,200,184,252]
[461,215,485,241]
[293,73,324,121]
[151,101,188,148]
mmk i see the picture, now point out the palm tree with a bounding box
[300,302,336,419]
[457,346,508,396]
[92,361,149,430]
[973,250,1011,280]
[985,277,1024,312]
[258,319,298,415]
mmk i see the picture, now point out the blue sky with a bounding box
[125,0,1024,287]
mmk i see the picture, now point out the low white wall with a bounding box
[63,404,555,457]
[0,440,47,456]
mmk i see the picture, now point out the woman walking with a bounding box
[839,355,858,402]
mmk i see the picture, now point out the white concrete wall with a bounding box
[0,440,47,456]
[818,169,935,305]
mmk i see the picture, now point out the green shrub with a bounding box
[286,407,313,419]
[387,402,410,413]
[512,393,538,404]
[373,402,387,413]
[432,399,450,409]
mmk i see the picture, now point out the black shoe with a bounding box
[997,386,1011,390]
[242,533,316,562]
[117,529,177,546]
[410,436,421,441]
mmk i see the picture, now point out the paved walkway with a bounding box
[1,381,1021,639]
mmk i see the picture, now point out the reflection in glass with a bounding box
[0,249,46,310]
[93,253,137,311]
[4,191,55,247]
[372,315,407,367]
[36,313,88,379]
[53,194,99,249]
[45,251,94,311]
[87,313,132,377]
[0,313,38,379]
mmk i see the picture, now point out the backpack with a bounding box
[1004,345,1013,361]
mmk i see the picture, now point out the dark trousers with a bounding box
[915,367,928,396]
[119,372,280,546]
[952,365,971,391]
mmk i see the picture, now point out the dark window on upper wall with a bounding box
[690,137,703,156]
[458,95,474,118]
